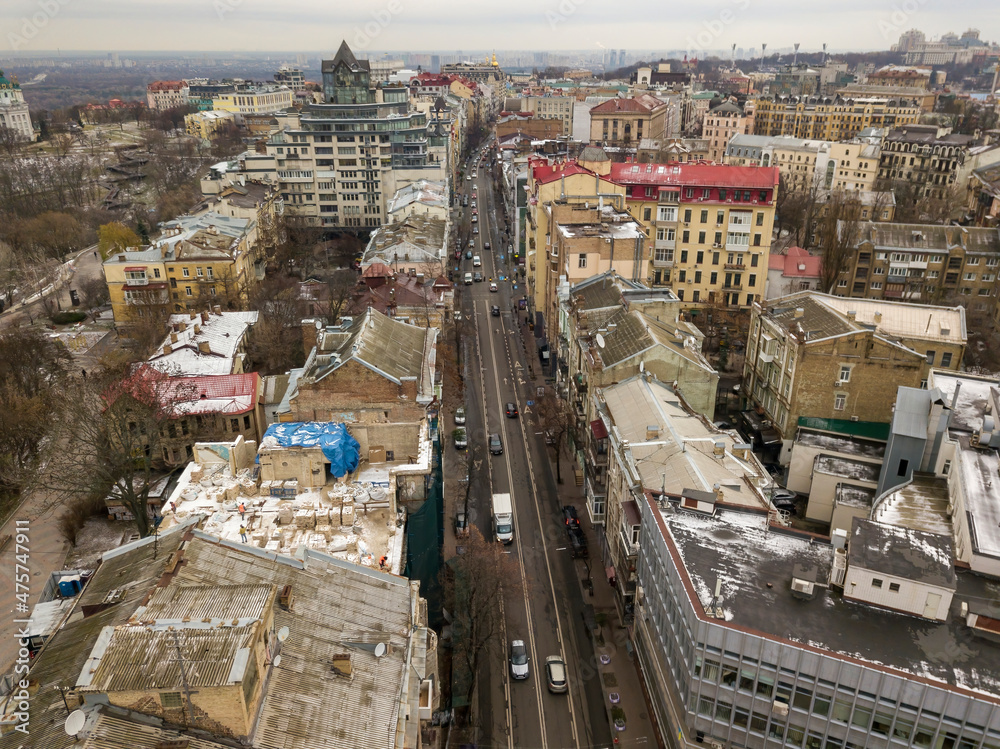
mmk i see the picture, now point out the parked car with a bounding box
[505,402,518,418]
[509,640,529,680]
[471,215,478,223]
[489,432,503,455]
[454,407,466,425]
[453,427,467,449]
[545,656,568,693]
[464,272,473,285]
[568,527,589,558]
[455,511,468,536]
[771,488,797,511]
[562,505,580,529]
[491,305,500,317]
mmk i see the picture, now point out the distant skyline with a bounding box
[2,0,997,55]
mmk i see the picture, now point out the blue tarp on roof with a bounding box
[258,422,360,478]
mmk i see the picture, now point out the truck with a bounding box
[492,492,514,544]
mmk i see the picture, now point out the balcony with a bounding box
[124,277,149,286]
[723,284,744,292]
[724,263,745,270]
[726,242,751,253]
[652,255,675,268]
[758,351,775,364]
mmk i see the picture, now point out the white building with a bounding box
[0,70,35,142]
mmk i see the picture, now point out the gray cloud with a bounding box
[1,0,996,53]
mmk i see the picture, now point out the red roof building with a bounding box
[766,246,823,298]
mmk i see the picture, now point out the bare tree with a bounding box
[817,192,863,294]
[322,268,359,324]
[245,274,306,374]
[536,387,573,484]
[445,525,523,709]
[46,362,191,537]
[0,329,71,512]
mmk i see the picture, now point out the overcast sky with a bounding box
[2,0,997,55]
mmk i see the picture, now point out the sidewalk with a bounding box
[546,402,660,747]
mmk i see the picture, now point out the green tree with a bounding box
[97,221,142,259]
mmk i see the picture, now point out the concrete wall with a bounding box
[258,446,328,487]
[806,469,878,523]
[291,359,423,424]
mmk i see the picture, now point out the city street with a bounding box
[458,145,613,749]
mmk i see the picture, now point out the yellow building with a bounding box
[589,94,667,147]
[104,211,267,331]
[753,94,920,141]
[212,87,293,126]
[524,160,626,332]
[184,109,237,139]
[609,161,780,312]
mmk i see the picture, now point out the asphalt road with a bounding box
[459,145,613,749]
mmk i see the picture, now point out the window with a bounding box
[696,251,704,264]
[893,718,914,742]
[889,582,900,592]
[715,700,732,722]
[793,687,813,711]
[658,206,677,222]
[753,233,762,246]
[153,268,161,278]
[695,271,702,283]
[834,393,846,411]
[182,267,190,277]
[722,665,738,687]
[872,282,883,289]
[683,209,691,223]
[719,189,727,201]
[852,705,873,730]
[832,698,852,723]
[710,271,718,285]
[714,231,723,246]
[750,712,768,733]
[698,697,714,716]
[682,230,690,243]
[578,254,587,268]
[813,694,831,717]
[941,352,952,368]
[160,692,183,708]
[643,207,652,221]
[712,252,720,265]
[679,270,686,282]
[926,351,935,365]
[755,674,774,698]
[196,267,203,277]
[872,578,884,588]
[700,209,708,223]
[897,458,909,477]
[185,286,192,297]
[839,365,851,382]
[681,250,688,263]
[698,231,706,244]
[717,210,725,224]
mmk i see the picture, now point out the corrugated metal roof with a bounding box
[138,582,273,622]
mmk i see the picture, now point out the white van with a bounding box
[464,272,473,285]
[473,255,482,267]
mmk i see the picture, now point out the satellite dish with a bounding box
[374,642,387,658]
[277,626,290,643]
[273,654,282,668]
[595,333,606,349]
[64,710,86,736]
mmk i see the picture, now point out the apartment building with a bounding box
[146,80,187,110]
[608,161,780,310]
[273,65,306,91]
[753,94,921,141]
[742,292,966,458]
[725,135,832,193]
[829,138,883,192]
[967,163,1000,228]
[360,213,449,277]
[877,125,1000,202]
[590,94,668,146]
[703,100,752,162]
[261,41,447,230]
[103,212,266,329]
[183,109,237,139]
[0,70,35,142]
[834,222,1000,314]
[516,94,574,136]
[637,137,710,164]
[868,65,933,90]
[524,159,626,329]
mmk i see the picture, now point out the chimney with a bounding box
[846,310,857,322]
[194,324,201,335]
[197,340,211,355]
[793,307,804,319]
[170,332,178,344]
[714,483,724,502]
[162,344,173,355]
[201,311,210,323]
[713,441,726,456]
[874,311,882,324]
[189,311,197,320]
[213,304,222,315]
[179,321,187,332]
[646,425,660,440]
[302,318,322,355]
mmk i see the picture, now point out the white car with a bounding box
[473,256,482,267]
[464,272,473,285]
[489,282,498,292]
[510,640,529,680]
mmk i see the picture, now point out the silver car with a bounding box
[545,655,567,693]
[510,640,529,680]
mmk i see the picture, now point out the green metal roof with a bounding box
[797,416,890,441]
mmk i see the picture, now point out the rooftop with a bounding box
[848,517,956,588]
[763,291,966,347]
[768,245,822,278]
[148,310,258,376]
[795,427,885,461]
[386,179,448,215]
[655,504,1000,699]
[363,214,447,265]
[608,161,779,190]
[873,473,953,536]
[600,375,767,505]
[590,94,665,114]
[854,221,1000,254]
[814,454,882,483]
